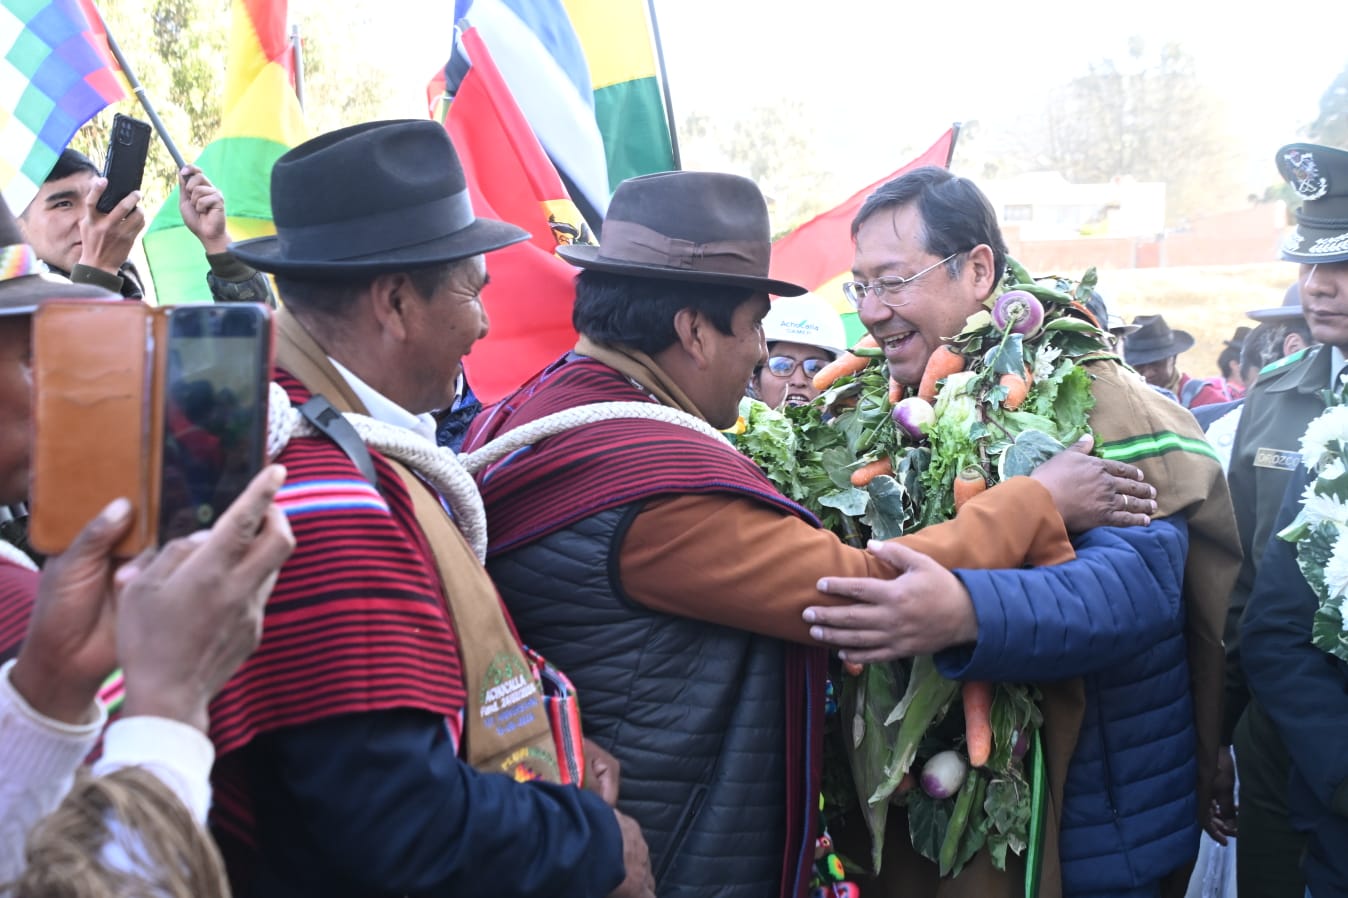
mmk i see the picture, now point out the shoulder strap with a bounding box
[384,459,566,784]
[1180,377,1206,408]
[297,395,378,486]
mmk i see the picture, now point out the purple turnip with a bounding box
[1011,728,1030,761]
[920,750,968,799]
[892,396,935,441]
[991,290,1045,336]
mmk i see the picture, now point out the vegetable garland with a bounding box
[732,260,1115,879]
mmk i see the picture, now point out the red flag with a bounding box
[769,129,957,345]
[437,26,592,404]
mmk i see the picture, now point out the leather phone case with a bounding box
[30,302,168,557]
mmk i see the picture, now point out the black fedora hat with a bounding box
[557,171,807,296]
[0,195,113,316]
[231,120,529,276]
[1123,314,1195,367]
[1247,282,1304,322]
[1276,143,1348,265]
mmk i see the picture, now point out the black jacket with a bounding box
[1242,468,1348,898]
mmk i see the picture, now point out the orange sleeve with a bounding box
[619,478,1072,645]
[896,476,1076,569]
[619,495,894,644]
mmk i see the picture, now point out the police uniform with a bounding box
[1228,141,1348,898]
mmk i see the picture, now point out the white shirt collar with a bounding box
[1332,346,1347,392]
[328,356,438,444]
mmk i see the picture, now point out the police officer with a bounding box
[1226,141,1348,898]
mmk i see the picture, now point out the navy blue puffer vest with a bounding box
[489,505,790,898]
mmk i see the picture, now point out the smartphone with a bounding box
[96,113,151,214]
[158,304,273,543]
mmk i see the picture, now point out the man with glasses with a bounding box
[463,170,1166,898]
[750,293,847,408]
[805,167,1239,897]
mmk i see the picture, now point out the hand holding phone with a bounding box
[30,302,274,557]
[96,114,151,215]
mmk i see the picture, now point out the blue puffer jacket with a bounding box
[936,518,1194,897]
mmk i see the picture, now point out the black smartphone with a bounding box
[96,113,151,214]
[158,304,273,544]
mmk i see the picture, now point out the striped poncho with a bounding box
[208,370,467,861]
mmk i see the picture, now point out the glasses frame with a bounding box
[842,252,960,309]
[763,355,831,378]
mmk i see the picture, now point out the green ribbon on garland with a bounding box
[1024,730,1046,898]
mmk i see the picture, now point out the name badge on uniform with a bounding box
[1254,447,1302,471]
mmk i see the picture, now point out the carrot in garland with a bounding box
[963,680,994,767]
[917,345,965,403]
[888,377,902,404]
[1000,371,1030,410]
[812,352,870,391]
[842,660,865,677]
[810,335,881,391]
[952,467,987,510]
[850,456,893,487]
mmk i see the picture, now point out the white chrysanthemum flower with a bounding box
[1341,595,1348,633]
[1299,484,1348,527]
[1033,346,1062,382]
[1325,534,1348,600]
[1299,406,1348,470]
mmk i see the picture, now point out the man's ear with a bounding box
[368,272,414,342]
[671,306,711,368]
[966,243,998,299]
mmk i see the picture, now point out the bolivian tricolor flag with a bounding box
[143,0,305,303]
[563,0,675,187]
[769,128,958,346]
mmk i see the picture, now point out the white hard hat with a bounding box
[763,293,847,357]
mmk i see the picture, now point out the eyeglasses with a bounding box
[764,355,831,378]
[841,252,959,309]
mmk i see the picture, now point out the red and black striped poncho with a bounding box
[208,371,468,850]
[465,353,817,555]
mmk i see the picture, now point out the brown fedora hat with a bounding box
[0,195,113,316]
[557,171,807,296]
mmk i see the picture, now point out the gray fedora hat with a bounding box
[1124,314,1195,367]
[231,120,529,276]
[557,171,807,296]
[0,195,113,316]
[1276,143,1348,265]
[1247,282,1304,322]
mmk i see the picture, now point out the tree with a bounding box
[1306,61,1348,148]
[1001,39,1244,226]
[63,0,408,212]
[680,98,833,236]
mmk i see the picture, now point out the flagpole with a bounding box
[946,122,962,168]
[645,0,681,170]
[291,24,305,111]
[100,26,186,170]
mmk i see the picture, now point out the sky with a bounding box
[648,0,1347,198]
[357,0,1346,206]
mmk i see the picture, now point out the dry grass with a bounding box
[1097,263,1298,379]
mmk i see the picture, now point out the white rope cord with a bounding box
[457,402,728,476]
[0,539,37,572]
[266,382,489,561]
